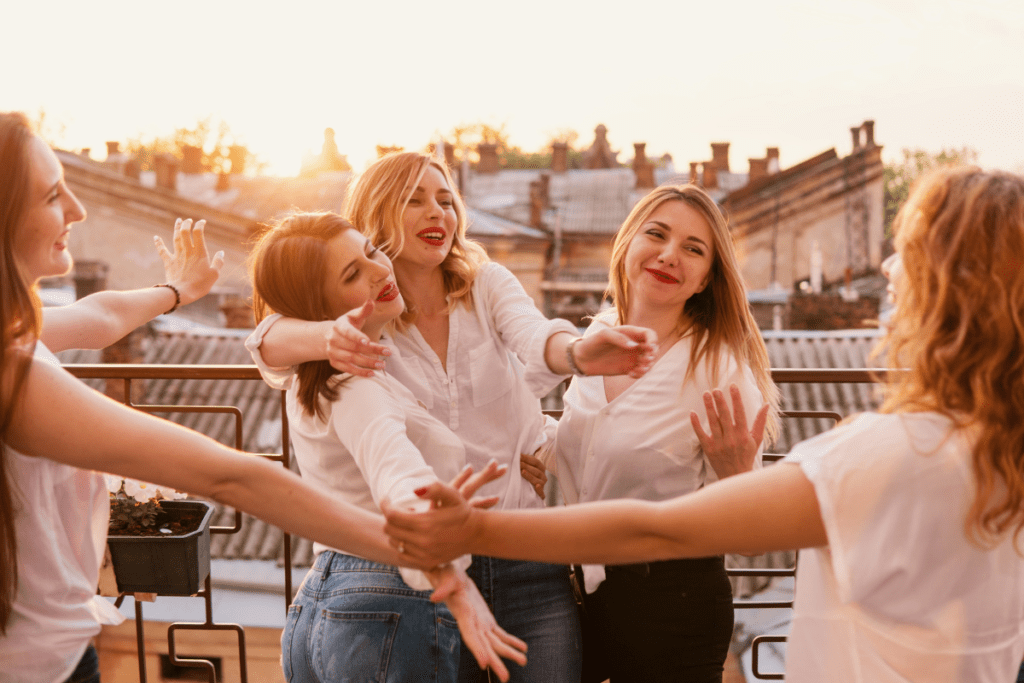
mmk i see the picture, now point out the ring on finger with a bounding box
[397,542,405,554]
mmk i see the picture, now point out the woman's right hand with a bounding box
[690,384,769,479]
[326,301,391,377]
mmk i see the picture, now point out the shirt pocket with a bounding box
[468,341,515,407]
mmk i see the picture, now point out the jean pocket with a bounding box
[312,610,400,682]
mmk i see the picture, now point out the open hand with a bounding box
[325,301,391,377]
[575,326,658,378]
[690,384,768,479]
[155,218,224,305]
[384,481,478,566]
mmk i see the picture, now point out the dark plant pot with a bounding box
[107,500,215,596]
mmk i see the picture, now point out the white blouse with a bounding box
[248,262,577,511]
[783,412,1024,683]
[551,317,764,591]
[247,323,468,588]
[1,343,125,683]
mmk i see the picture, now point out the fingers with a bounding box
[467,495,500,510]
[492,630,528,664]
[727,384,748,430]
[703,390,725,440]
[191,219,211,261]
[450,464,474,491]
[689,410,712,449]
[750,403,769,449]
[459,461,507,500]
[346,300,376,329]
[211,250,225,271]
[414,481,463,509]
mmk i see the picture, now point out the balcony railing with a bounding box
[67,363,888,682]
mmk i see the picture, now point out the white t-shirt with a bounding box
[783,411,1024,683]
[1,343,124,683]
[552,318,764,591]
[248,262,577,511]
[247,323,468,588]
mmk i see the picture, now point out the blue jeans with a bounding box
[460,556,580,683]
[282,551,460,683]
[63,645,100,683]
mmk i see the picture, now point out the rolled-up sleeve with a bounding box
[245,314,297,391]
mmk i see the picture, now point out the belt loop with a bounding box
[320,551,334,581]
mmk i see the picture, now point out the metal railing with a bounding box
[67,363,887,682]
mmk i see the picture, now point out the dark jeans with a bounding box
[63,645,100,683]
[581,556,734,683]
[459,556,581,683]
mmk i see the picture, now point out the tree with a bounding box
[884,147,978,235]
[125,117,262,174]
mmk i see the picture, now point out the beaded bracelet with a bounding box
[153,283,181,315]
[566,337,587,377]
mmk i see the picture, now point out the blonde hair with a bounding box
[606,184,780,444]
[344,152,488,330]
[881,166,1024,548]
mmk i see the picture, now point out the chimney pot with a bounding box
[182,145,203,174]
[154,154,178,191]
[748,158,769,183]
[442,141,455,168]
[850,127,861,150]
[123,158,141,180]
[689,162,699,184]
[216,172,231,191]
[709,142,730,172]
[702,162,718,190]
[476,143,500,174]
[862,120,875,147]
[80,148,91,158]
[551,142,569,173]
[105,141,120,157]
[632,143,654,189]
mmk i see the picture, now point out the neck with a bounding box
[625,299,690,343]
[393,260,448,316]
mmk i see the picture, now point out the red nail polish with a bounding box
[414,487,427,496]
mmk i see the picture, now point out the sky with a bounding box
[4,0,1023,177]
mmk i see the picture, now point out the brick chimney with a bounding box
[702,162,718,190]
[123,158,141,180]
[710,142,730,172]
[551,142,569,173]
[443,141,455,168]
[106,141,120,157]
[154,154,178,191]
[73,260,109,300]
[229,145,247,174]
[862,120,875,147]
[689,162,699,184]
[477,143,500,174]
[766,147,780,173]
[181,145,203,174]
[632,143,655,189]
[216,172,231,191]
[748,157,768,183]
[220,294,255,329]
[850,126,861,150]
[528,174,551,230]
[80,148,91,158]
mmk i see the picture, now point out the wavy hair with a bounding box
[344,152,488,330]
[880,166,1024,549]
[0,112,43,633]
[606,184,780,444]
[249,212,353,420]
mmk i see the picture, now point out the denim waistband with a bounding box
[312,550,399,575]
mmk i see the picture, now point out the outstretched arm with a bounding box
[544,327,657,379]
[386,463,827,567]
[41,218,224,352]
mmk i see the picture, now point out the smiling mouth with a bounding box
[646,268,679,284]
[416,229,446,246]
[376,283,400,302]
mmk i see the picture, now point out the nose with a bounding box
[881,252,901,279]
[368,257,391,282]
[64,187,86,224]
[657,241,679,266]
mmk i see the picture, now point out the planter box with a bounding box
[107,500,215,596]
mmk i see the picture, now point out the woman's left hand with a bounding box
[690,384,768,479]
[575,325,658,378]
[155,218,225,306]
[427,565,528,681]
[384,481,479,566]
[520,451,547,500]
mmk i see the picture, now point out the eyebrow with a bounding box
[410,185,453,195]
[341,239,375,279]
[648,220,711,250]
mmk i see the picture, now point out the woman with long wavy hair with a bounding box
[0,114,523,683]
[387,166,1024,683]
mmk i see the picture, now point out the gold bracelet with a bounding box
[153,283,181,314]
[566,337,587,376]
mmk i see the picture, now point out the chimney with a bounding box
[710,142,730,172]
[766,147,780,173]
[551,142,569,173]
[862,120,875,147]
[850,126,861,150]
[476,143,500,174]
[748,158,768,183]
[80,148,91,158]
[702,162,718,190]
[220,294,255,329]
[229,145,247,174]
[216,172,231,191]
[632,143,655,189]
[123,158,141,180]
[443,141,455,168]
[154,154,178,191]
[529,180,544,229]
[689,162,699,184]
[106,141,120,157]
[181,145,203,174]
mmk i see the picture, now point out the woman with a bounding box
[528,184,779,683]
[248,211,524,683]
[0,112,525,683]
[387,166,1024,683]
[248,152,655,682]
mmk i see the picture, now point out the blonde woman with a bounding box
[387,166,1024,683]
[248,152,655,683]
[0,113,524,683]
